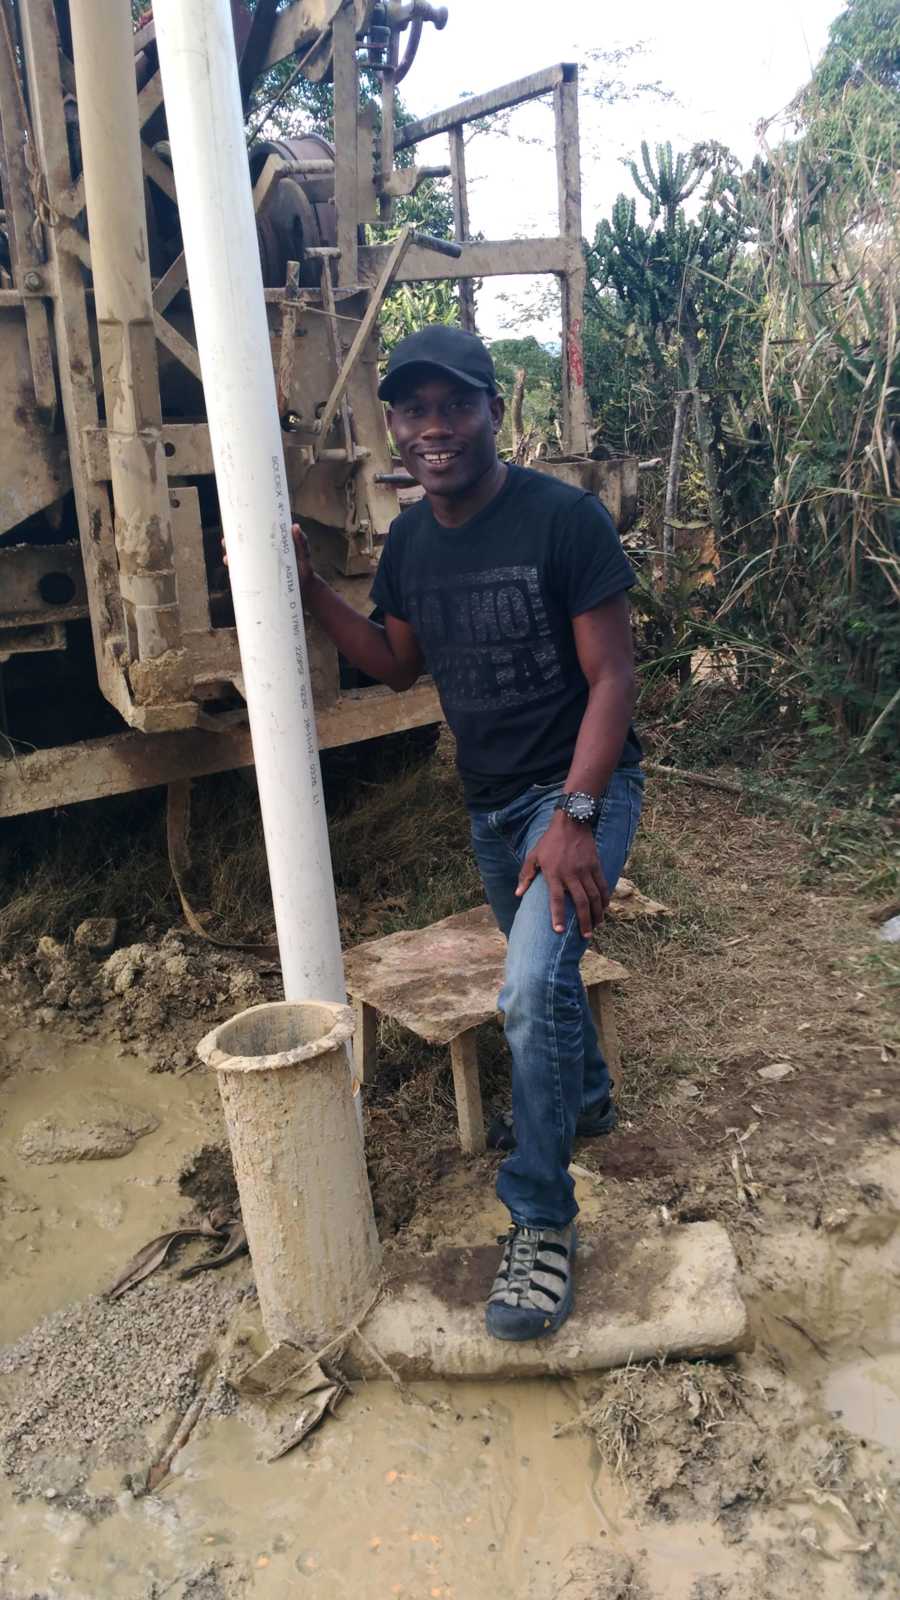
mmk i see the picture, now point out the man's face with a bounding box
[387,372,504,499]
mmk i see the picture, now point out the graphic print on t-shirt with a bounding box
[406,564,564,713]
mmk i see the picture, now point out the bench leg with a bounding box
[449,1030,486,1155]
[352,997,377,1085]
[588,983,622,1080]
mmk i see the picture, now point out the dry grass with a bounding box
[558,1358,753,1479]
[0,744,479,953]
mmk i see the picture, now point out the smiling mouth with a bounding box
[418,450,461,467]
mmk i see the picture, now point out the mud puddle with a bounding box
[0,1379,804,1600]
[1,1025,898,1599]
[0,1030,225,1340]
[824,1346,900,1457]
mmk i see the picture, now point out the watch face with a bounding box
[567,793,596,822]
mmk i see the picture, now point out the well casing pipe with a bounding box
[198,1002,381,1346]
[154,0,345,1006]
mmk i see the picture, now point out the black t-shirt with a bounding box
[370,463,642,809]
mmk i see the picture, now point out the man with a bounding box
[295,325,643,1341]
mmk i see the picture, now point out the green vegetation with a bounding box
[496,0,900,819]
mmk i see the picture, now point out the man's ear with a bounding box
[384,405,396,450]
[489,393,505,433]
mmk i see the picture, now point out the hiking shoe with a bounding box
[575,1098,619,1137]
[485,1109,517,1151]
[486,1100,617,1152]
[485,1223,576,1341]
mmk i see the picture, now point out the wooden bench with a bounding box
[343,904,628,1156]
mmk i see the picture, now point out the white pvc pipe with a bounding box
[154,0,345,1008]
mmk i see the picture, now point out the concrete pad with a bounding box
[354,1222,749,1379]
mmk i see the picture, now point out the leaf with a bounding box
[106,1225,211,1300]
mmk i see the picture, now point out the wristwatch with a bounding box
[555,791,600,825]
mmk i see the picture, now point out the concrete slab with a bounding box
[353,1222,749,1379]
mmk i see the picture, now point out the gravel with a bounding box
[1,1267,251,1497]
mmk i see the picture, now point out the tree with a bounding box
[590,141,748,547]
[488,337,560,455]
[799,0,900,176]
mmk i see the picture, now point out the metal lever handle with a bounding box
[410,232,463,258]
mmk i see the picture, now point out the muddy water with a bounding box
[1,1031,898,1599]
[0,1031,224,1340]
[0,1374,879,1600]
[0,1381,789,1600]
[824,1346,900,1456]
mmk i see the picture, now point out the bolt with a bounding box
[23,270,42,292]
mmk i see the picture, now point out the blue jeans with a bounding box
[469,768,643,1230]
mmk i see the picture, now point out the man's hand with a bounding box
[290,522,314,598]
[515,811,609,936]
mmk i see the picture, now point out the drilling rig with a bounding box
[0,0,637,818]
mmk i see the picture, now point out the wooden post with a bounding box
[588,985,622,1079]
[449,1031,486,1155]
[449,125,476,332]
[352,997,377,1084]
[554,66,590,456]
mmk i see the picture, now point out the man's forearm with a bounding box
[305,575,418,691]
[564,671,636,797]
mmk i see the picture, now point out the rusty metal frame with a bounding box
[0,542,88,627]
[0,679,444,817]
[15,0,133,723]
[383,60,591,456]
[0,2,57,425]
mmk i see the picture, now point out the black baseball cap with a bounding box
[378,325,497,403]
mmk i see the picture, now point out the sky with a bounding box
[397,0,844,339]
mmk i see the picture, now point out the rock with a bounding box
[228,967,258,996]
[36,935,65,962]
[42,977,71,1008]
[101,944,149,994]
[609,876,671,922]
[674,1081,701,1099]
[17,1098,159,1163]
[877,914,900,944]
[757,1061,794,1081]
[359,1220,749,1379]
[74,917,118,954]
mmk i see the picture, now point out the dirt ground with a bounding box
[0,763,898,1599]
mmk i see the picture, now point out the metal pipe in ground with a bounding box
[154,0,345,1008]
[198,1002,380,1346]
